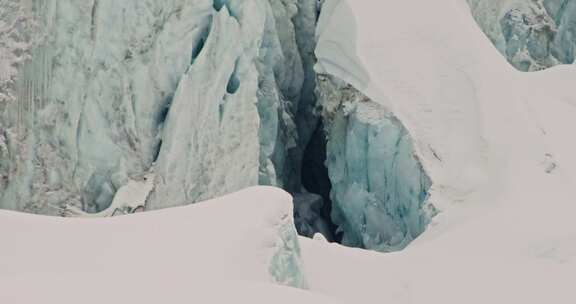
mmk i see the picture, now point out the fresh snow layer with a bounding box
[0,187,307,294]
[1,278,344,304]
[306,0,576,303]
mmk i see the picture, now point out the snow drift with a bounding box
[0,187,307,291]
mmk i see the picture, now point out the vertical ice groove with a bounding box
[90,0,98,41]
[147,6,258,209]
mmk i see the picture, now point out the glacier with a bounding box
[1,0,434,252]
[3,0,576,302]
[0,0,319,214]
[468,0,576,71]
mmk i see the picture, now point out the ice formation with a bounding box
[0,0,319,215]
[468,0,576,71]
[147,0,319,210]
[1,0,434,252]
[316,75,432,251]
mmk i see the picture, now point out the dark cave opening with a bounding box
[294,118,342,243]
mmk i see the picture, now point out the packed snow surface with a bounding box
[1,279,343,304]
[307,0,576,302]
[0,187,307,294]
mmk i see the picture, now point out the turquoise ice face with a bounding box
[2,0,432,252]
[469,0,576,71]
[0,0,319,214]
[317,76,433,252]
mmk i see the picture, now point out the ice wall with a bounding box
[2,0,433,252]
[468,0,576,71]
[0,0,318,214]
[316,75,432,252]
[147,0,320,209]
[1,0,217,214]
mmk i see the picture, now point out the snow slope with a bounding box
[0,187,308,295]
[1,279,344,304]
[305,0,576,302]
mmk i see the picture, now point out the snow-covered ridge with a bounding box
[0,186,307,290]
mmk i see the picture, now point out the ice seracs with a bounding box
[1,0,216,214]
[1,0,436,253]
[0,0,320,217]
[468,0,576,70]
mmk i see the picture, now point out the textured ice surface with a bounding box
[147,0,320,210]
[0,0,319,214]
[316,75,432,251]
[1,0,216,214]
[468,0,576,70]
[2,0,434,253]
[1,0,434,252]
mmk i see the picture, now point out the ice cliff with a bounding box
[468,0,576,71]
[1,0,433,252]
[0,0,318,214]
[315,75,432,251]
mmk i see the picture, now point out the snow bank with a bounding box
[0,186,307,295]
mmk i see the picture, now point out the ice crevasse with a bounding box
[0,0,434,252]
